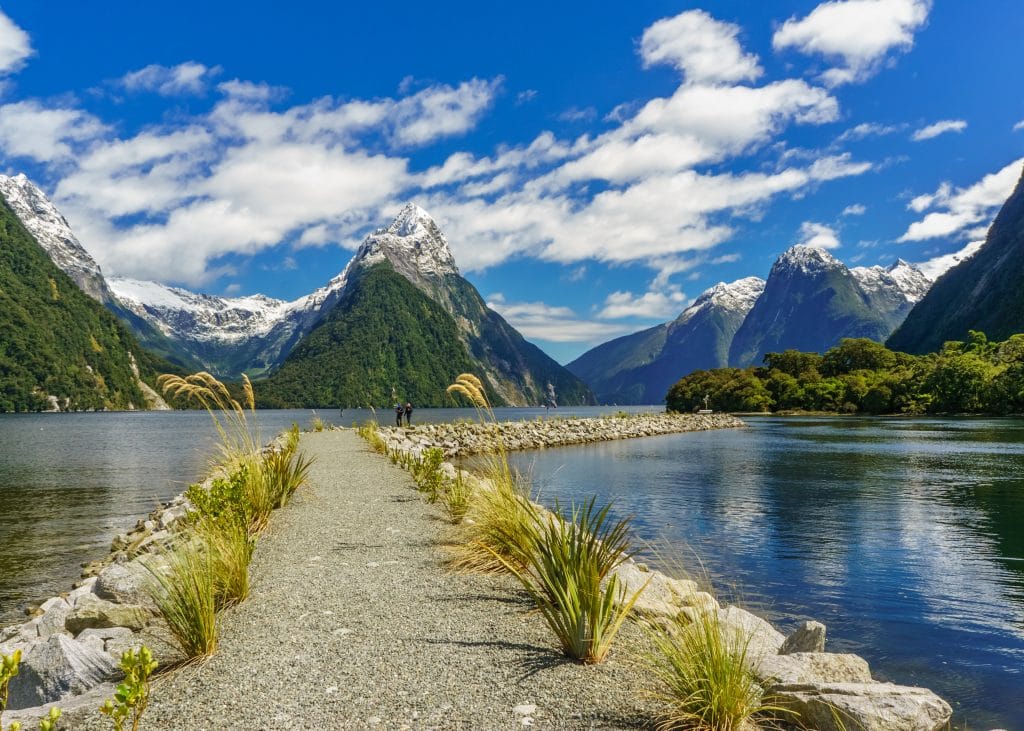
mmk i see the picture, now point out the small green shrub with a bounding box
[411,448,446,502]
[1,649,22,731]
[146,540,217,659]
[440,471,473,523]
[37,707,62,731]
[644,610,784,730]
[185,472,246,528]
[497,498,644,664]
[100,646,158,731]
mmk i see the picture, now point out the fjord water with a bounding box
[509,416,1024,729]
[0,406,654,625]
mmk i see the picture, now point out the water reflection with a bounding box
[509,417,1024,728]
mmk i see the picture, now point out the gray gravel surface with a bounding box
[77,430,659,730]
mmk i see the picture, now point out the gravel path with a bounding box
[81,430,660,730]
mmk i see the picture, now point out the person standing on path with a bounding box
[404,402,414,426]
[395,402,404,427]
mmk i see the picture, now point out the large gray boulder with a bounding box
[754,652,871,687]
[609,562,718,618]
[780,620,826,654]
[94,559,158,608]
[65,595,152,635]
[772,682,953,731]
[717,605,785,660]
[6,634,118,710]
[34,598,73,640]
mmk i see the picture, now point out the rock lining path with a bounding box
[79,430,658,730]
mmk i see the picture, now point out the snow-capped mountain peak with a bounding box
[851,259,932,304]
[0,173,112,302]
[773,245,844,276]
[673,276,766,327]
[356,202,459,279]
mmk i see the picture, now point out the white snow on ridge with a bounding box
[773,245,845,275]
[674,276,765,326]
[851,259,931,304]
[0,173,110,301]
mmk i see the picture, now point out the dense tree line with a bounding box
[666,333,1024,415]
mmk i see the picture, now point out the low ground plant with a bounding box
[357,421,388,453]
[262,445,314,509]
[644,609,784,730]
[1,649,21,731]
[196,515,254,609]
[309,412,326,432]
[100,646,158,731]
[498,498,645,664]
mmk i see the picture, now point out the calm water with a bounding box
[0,406,654,624]
[509,417,1024,729]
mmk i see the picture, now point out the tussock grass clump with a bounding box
[644,609,783,731]
[146,540,218,660]
[263,444,315,509]
[195,516,254,609]
[357,421,388,454]
[439,470,473,523]
[411,448,446,502]
[446,373,542,573]
[309,412,326,432]
[499,498,644,664]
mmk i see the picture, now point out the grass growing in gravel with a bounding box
[146,539,218,659]
[151,372,314,662]
[497,498,645,664]
[445,374,542,573]
[644,609,785,731]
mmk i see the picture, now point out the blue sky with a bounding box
[0,0,1022,362]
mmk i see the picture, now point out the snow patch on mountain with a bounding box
[851,259,932,304]
[109,277,303,344]
[674,276,766,326]
[0,174,111,302]
[773,245,845,276]
[354,203,458,281]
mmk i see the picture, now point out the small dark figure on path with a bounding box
[395,402,404,427]
[404,402,414,426]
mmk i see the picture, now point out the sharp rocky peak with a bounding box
[0,172,111,302]
[674,276,766,326]
[773,245,844,276]
[354,203,459,278]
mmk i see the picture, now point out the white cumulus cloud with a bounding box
[598,289,686,319]
[772,0,931,86]
[0,10,31,75]
[899,158,1024,242]
[640,10,762,85]
[120,62,222,96]
[797,221,841,249]
[911,119,967,141]
[0,101,107,162]
[915,240,983,280]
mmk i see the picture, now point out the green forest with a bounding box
[257,264,488,408]
[666,332,1024,415]
[0,200,151,412]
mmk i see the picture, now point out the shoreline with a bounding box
[2,415,955,729]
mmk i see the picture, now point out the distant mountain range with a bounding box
[888,165,1024,353]
[570,246,931,404]
[0,174,593,408]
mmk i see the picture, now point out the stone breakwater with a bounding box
[378,411,747,457]
[374,415,954,731]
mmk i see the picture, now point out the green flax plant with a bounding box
[644,609,785,731]
[262,443,315,510]
[100,646,158,731]
[495,498,645,664]
[445,374,541,574]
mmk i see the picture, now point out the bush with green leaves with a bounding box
[1,649,21,731]
[100,646,157,731]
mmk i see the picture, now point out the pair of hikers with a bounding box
[394,402,413,426]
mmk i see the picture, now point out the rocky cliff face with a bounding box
[888,164,1024,353]
[728,246,929,367]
